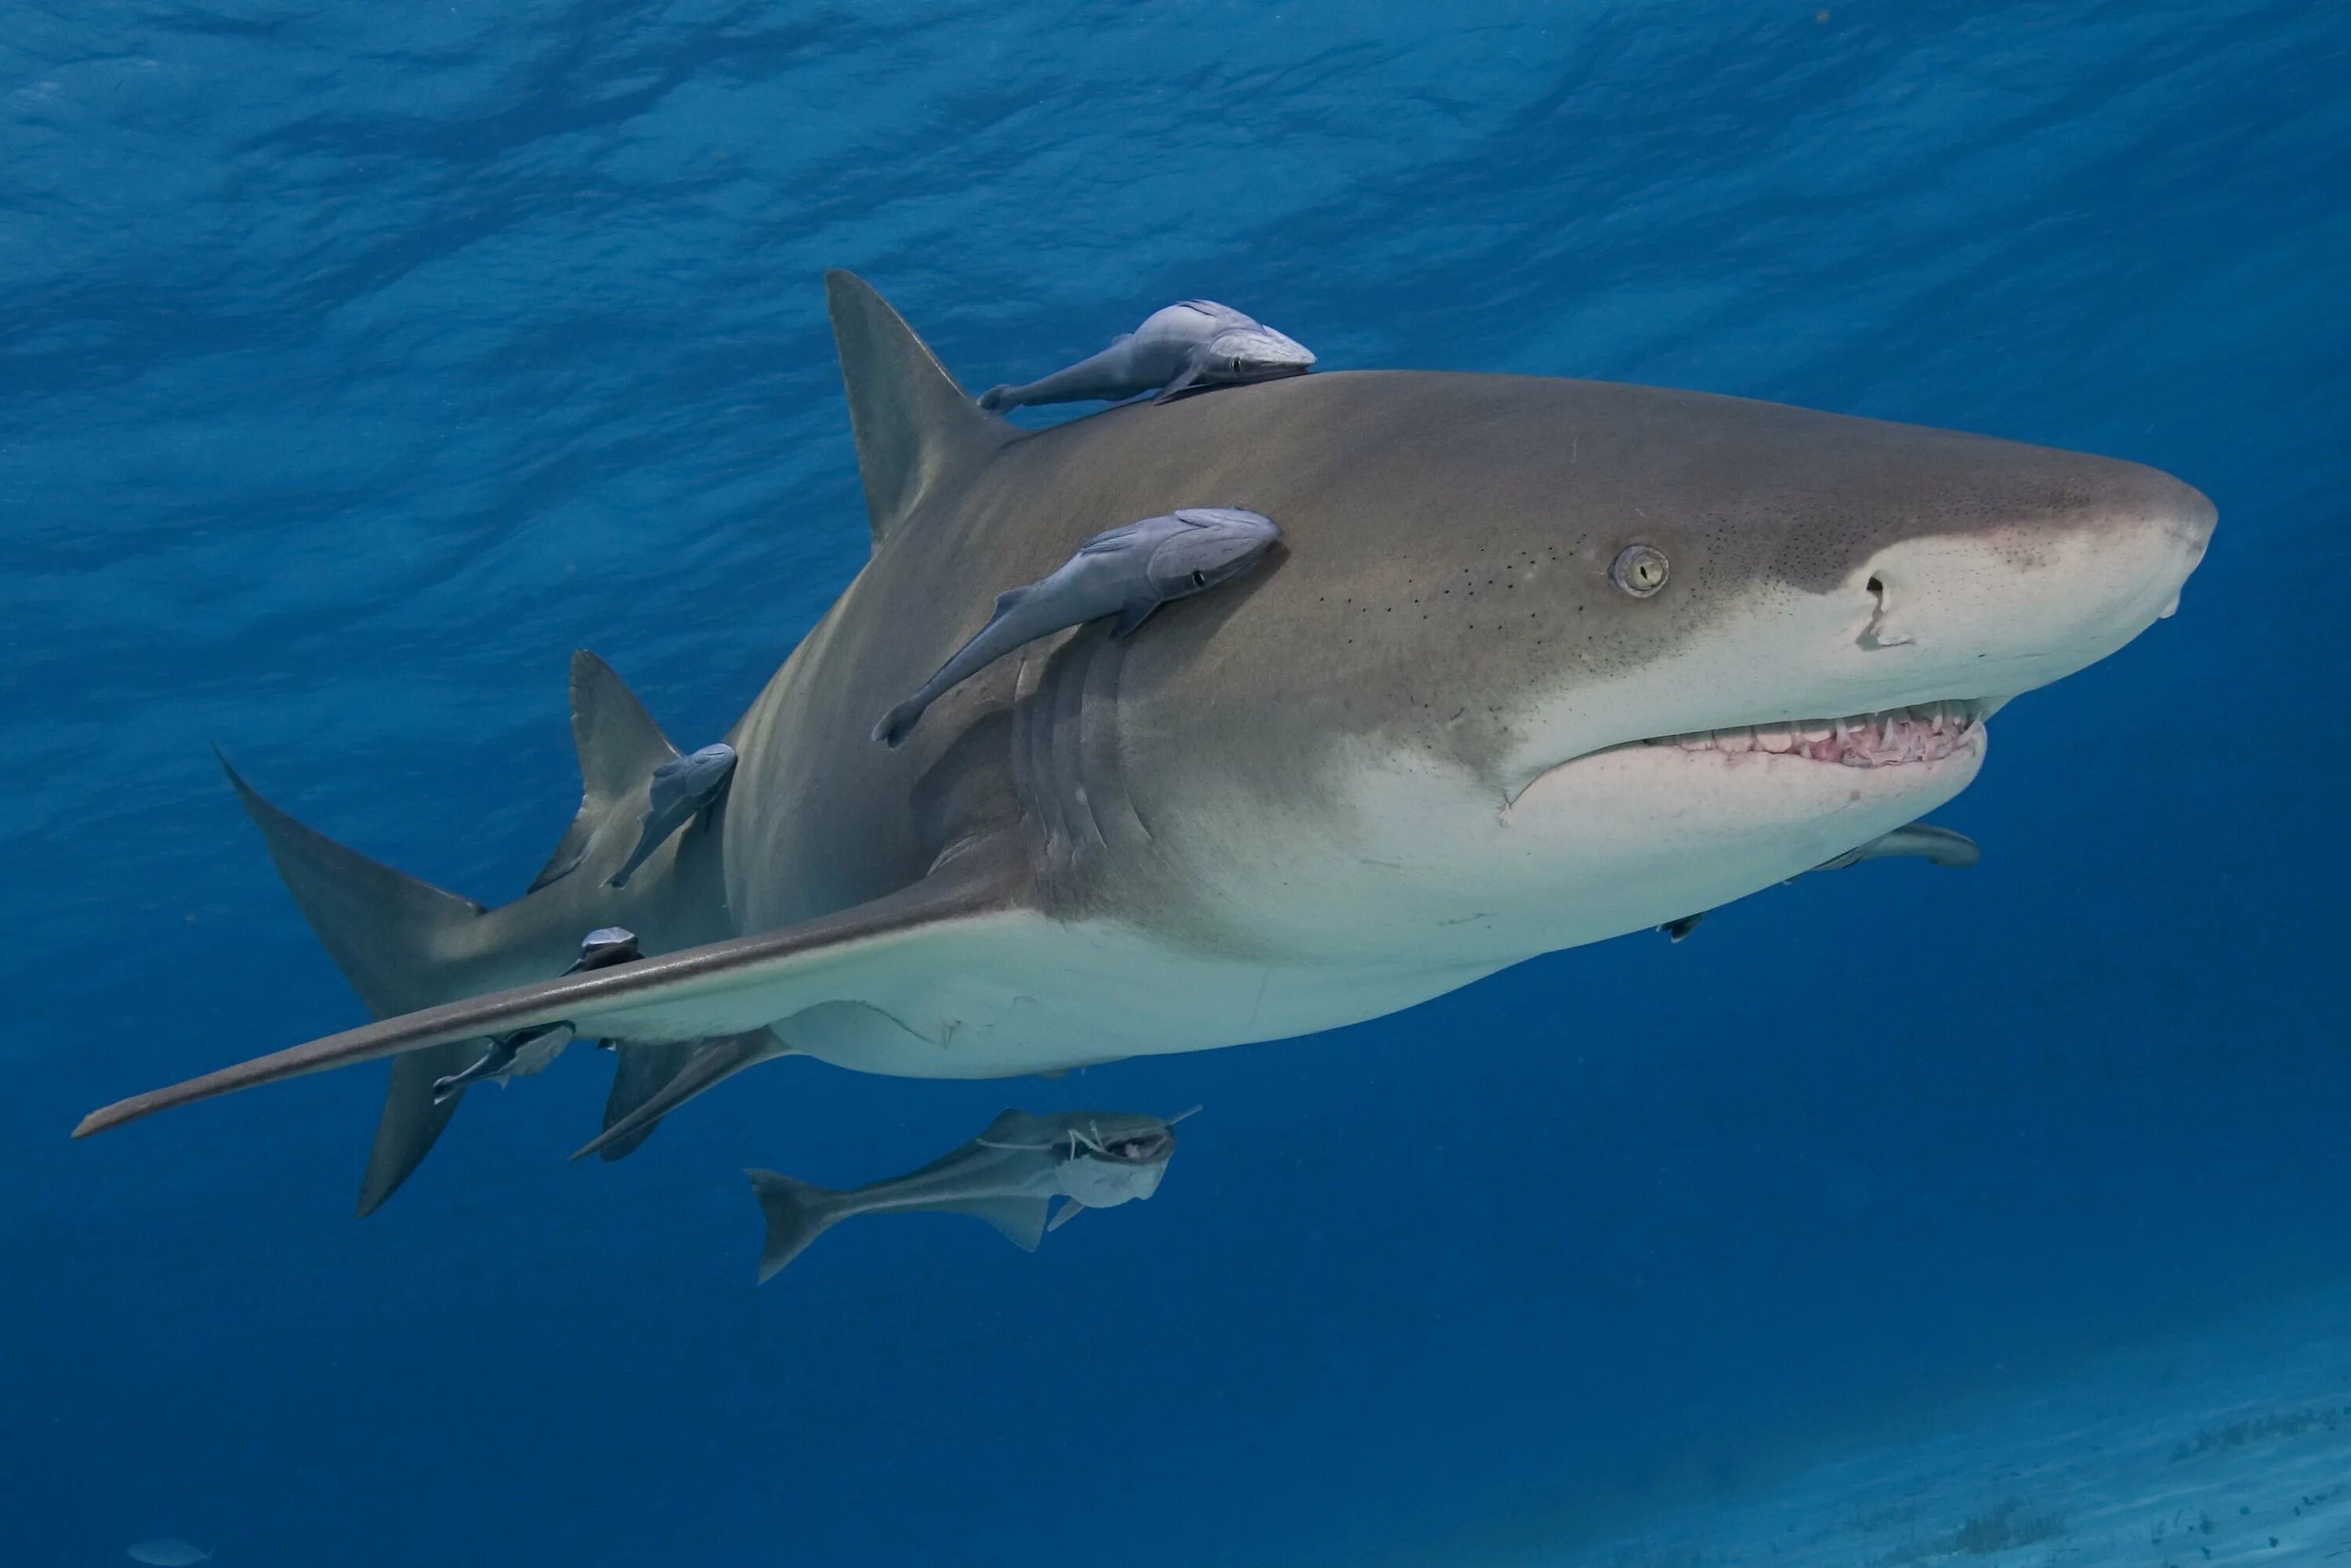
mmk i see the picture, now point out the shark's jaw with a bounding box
[1628,698,1987,770]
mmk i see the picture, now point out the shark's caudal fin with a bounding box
[746,1168,846,1282]
[223,652,685,1212]
[74,844,1033,1139]
[825,270,1015,550]
[530,650,679,893]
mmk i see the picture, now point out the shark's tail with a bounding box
[224,650,687,1214]
[746,1169,849,1283]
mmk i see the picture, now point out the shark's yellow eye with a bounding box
[1610,543,1669,597]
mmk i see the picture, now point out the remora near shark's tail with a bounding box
[73,268,1038,1141]
[219,650,691,1210]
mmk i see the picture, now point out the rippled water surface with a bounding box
[4,3,2347,1564]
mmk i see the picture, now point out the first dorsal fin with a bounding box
[529,650,679,893]
[825,270,1014,551]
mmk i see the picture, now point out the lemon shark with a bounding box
[74,271,2216,1205]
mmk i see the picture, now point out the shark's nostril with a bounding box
[1867,575,1885,599]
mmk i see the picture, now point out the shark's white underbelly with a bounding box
[775,925,1507,1078]
[781,726,1985,1079]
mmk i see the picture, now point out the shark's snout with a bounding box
[1839,458,2215,704]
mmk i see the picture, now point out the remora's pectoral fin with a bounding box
[1107,599,1158,639]
[74,847,1031,1139]
[1047,1197,1086,1233]
[1152,360,1204,404]
[936,1194,1052,1252]
[572,1030,787,1161]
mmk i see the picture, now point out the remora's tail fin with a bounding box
[222,757,493,1214]
[530,650,679,893]
[826,270,1015,550]
[747,1168,846,1283]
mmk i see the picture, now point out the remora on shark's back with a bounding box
[979,299,1313,411]
[76,273,2215,1212]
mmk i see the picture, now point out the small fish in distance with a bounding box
[978,299,1313,411]
[128,1542,212,1566]
[874,507,1281,748]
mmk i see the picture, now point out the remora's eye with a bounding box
[1190,570,1207,587]
[1610,544,1669,598]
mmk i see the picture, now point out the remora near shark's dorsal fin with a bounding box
[825,269,1013,550]
[529,650,679,893]
[223,755,493,1217]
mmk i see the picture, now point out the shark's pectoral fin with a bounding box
[937,1194,1052,1252]
[1047,1197,1086,1233]
[74,846,1033,1139]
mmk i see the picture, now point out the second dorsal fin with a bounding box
[826,269,1014,551]
[529,650,679,892]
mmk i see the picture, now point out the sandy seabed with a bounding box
[1545,1293,2351,1567]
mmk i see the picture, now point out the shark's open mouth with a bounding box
[1638,699,1986,769]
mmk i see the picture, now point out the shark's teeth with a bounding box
[1639,701,1983,769]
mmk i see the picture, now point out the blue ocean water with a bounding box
[3,2,2346,1563]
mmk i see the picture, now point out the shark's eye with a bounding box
[1190,570,1207,588]
[1610,544,1669,598]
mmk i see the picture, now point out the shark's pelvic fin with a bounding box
[825,270,1014,551]
[529,650,680,893]
[75,844,1032,1139]
[574,1029,787,1161]
[593,1038,705,1162]
[219,755,494,1215]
